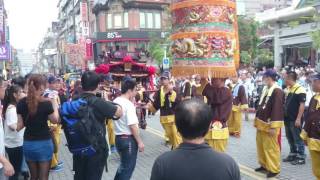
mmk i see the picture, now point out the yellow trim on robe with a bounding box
[160,86,177,107]
[240,104,249,110]
[232,104,249,111]
[300,129,308,140]
[314,94,320,110]
[205,127,229,140]
[254,118,284,132]
[160,115,175,124]
[300,130,320,152]
[307,138,320,152]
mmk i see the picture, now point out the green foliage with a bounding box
[148,32,172,66]
[238,16,260,60]
[256,49,274,68]
[288,21,300,28]
[310,30,320,50]
[240,51,251,65]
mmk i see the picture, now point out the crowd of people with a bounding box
[0,65,318,180]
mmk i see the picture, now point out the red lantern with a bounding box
[123,55,133,63]
[148,66,157,75]
[95,64,110,74]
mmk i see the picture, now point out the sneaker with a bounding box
[50,165,63,172]
[291,158,306,165]
[111,146,117,153]
[283,155,296,162]
[254,166,267,172]
[267,172,279,178]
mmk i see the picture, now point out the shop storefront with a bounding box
[93,30,166,63]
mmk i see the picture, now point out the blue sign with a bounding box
[162,58,169,70]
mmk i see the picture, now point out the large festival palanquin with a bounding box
[171,0,239,78]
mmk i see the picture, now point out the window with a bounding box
[146,13,153,29]
[154,13,161,29]
[124,12,128,28]
[140,12,146,28]
[114,14,122,28]
[107,13,112,29]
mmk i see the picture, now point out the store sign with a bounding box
[85,39,93,60]
[80,2,88,22]
[81,21,89,37]
[0,5,4,44]
[0,43,10,60]
[106,32,122,39]
[44,49,57,56]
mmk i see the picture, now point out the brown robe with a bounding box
[255,87,284,131]
[202,84,233,127]
[303,95,320,141]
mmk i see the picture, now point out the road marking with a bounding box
[145,126,279,180]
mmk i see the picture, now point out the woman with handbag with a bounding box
[16,74,60,180]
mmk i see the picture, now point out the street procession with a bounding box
[0,0,320,180]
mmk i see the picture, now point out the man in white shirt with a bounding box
[113,79,144,180]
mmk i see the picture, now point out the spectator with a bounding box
[3,85,24,180]
[16,74,60,180]
[150,99,240,180]
[73,71,122,180]
[283,71,306,165]
[113,79,144,180]
[43,76,64,172]
[0,77,15,179]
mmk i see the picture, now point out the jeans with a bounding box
[5,146,23,180]
[73,151,108,180]
[284,120,305,158]
[114,135,138,180]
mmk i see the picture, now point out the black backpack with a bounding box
[60,96,106,156]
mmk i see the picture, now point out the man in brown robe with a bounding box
[228,76,248,137]
[202,78,232,152]
[300,73,320,180]
[254,70,284,178]
[148,71,182,149]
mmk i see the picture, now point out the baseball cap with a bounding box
[160,71,171,79]
[48,76,59,84]
[263,69,278,80]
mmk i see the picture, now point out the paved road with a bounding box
[49,113,315,180]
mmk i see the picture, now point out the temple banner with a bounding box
[171,0,239,78]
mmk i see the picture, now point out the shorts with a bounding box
[23,139,53,162]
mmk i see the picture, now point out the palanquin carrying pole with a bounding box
[171,0,239,78]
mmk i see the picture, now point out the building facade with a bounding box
[92,0,171,64]
[256,0,320,68]
[237,0,292,16]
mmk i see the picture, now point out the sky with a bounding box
[5,0,59,51]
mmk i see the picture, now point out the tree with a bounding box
[238,16,260,64]
[256,49,274,68]
[240,51,251,65]
[148,32,172,66]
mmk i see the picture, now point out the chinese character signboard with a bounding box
[0,43,10,60]
[80,2,88,22]
[0,5,4,44]
[85,39,93,60]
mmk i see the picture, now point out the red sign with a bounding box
[81,2,88,22]
[85,39,93,60]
